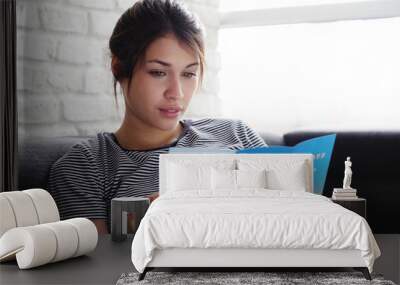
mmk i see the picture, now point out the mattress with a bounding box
[131,190,380,273]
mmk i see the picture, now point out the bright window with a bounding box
[220,0,370,12]
[218,17,400,134]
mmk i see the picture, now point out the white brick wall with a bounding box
[89,10,121,37]
[39,4,89,34]
[116,0,135,11]
[57,37,106,66]
[16,1,40,29]
[68,0,115,10]
[186,2,220,28]
[48,65,86,93]
[62,95,116,122]
[17,31,57,61]
[19,94,61,124]
[84,67,113,94]
[17,0,221,138]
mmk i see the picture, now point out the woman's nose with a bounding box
[164,76,184,100]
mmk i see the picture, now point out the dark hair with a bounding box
[109,0,205,101]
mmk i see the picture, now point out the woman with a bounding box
[48,0,267,234]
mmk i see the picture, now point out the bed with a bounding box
[131,154,381,281]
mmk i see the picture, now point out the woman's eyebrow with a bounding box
[146,59,199,68]
[185,62,199,68]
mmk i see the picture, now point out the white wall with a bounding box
[17,0,221,138]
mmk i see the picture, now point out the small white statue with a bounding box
[343,156,353,189]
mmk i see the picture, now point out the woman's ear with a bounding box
[111,55,120,78]
[111,56,128,98]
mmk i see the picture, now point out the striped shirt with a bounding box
[48,118,267,223]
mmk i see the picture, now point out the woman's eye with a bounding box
[183,72,197,79]
[149,70,166,77]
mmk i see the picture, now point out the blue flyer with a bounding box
[168,147,236,154]
[237,134,336,194]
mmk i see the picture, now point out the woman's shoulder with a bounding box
[185,118,266,148]
[187,118,258,137]
[52,132,117,166]
[188,118,247,130]
[67,132,113,153]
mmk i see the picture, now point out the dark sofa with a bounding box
[18,131,400,234]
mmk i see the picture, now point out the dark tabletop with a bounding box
[1,234,398,284]
[0,234,135,285]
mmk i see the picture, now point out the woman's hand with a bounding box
[126,193,159,232]
[91,219,109,234]
[147,192,159,203]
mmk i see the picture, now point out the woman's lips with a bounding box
[159,107,182,118]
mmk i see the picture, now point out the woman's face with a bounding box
[120,33,200,131]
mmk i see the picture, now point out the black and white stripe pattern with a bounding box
[48,119,267,222]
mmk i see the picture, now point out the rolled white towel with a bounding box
[0,218,98,269]
[0,189,60,238]
[64,218,98,258]
[41,221,79,263]
[0,196,17,237]
[0,191,39,228]
[24,188,60,224]
[0,225,57,268]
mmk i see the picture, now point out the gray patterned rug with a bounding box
[116,271,396,285]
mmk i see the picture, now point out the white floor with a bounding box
[373,234,400,284]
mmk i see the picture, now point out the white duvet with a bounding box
[131,190,380,273]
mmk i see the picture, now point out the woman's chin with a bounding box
[154,118,181,132]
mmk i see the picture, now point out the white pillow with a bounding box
[211,168,237,190]
[237,158,310,192]
[211,169,268,190]
[167,163,211,192]
[265,161,308,191]
[236,169,267,189]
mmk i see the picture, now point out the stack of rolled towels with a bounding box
[0,189,98,269]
